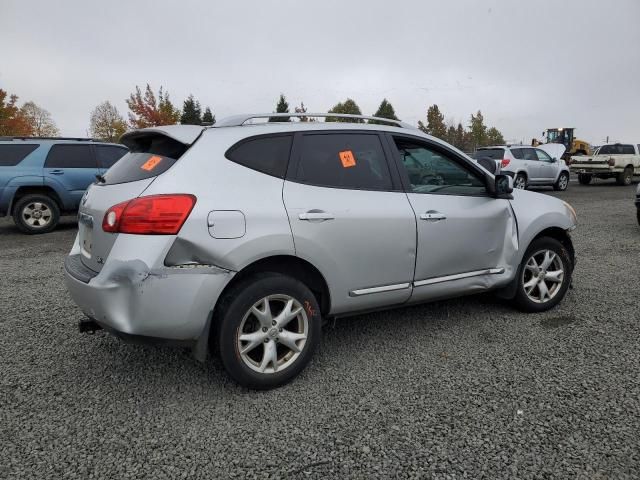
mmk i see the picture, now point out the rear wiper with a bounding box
[95,174,106,184]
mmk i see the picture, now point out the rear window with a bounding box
[95,145,128,169]
[102,134,186,185]
[225,134,292,178]
[44,144,95,168]
[597,144,635,155]
[0,144,39,166]
[473,148,504,160]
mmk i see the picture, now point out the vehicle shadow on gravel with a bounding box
[0,217,77,235]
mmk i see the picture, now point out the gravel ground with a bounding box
[1,181,639,479]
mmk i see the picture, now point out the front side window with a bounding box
[44,144,95,168]
[295,134,392,190]
[394,139,486,195]
[535,149,552,162]
[226,134,292,178]
[95,145,128,169]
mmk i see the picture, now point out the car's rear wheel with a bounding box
[12,194,60,234]
[577,173,592,185]
[554,172,569,191]
[616,167,633,186]
[216,273,321,389]
[514,173,527,190]
[513,237,573,312]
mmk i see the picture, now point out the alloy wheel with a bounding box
[237,294,309,374]
[22,202,52,228]
[558,174,569,190]
[522,249,565,303]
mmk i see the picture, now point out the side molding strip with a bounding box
[413,268,505,287]
[349,282,411,297]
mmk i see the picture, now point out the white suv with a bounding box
[474,145,570,190]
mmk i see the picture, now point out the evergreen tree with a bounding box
[468,110,487,149]
[418,104,447,140]
[294,101,311,122]
[202,107,215,124]
[326,98,363,123]
[369,99,398,124]
[269,94,290,122]
[180,95,202,125]
[486,127,505,146]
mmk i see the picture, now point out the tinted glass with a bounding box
[622,145,635,155]
[598,144,635,155]
[510,148,524,159]
[395,140,486,195]
[102,135,185,185]
[535,149,552,161]
[296,134,392,190]
[0,144,39,166]
[96,145,128,169]
[44,144,95,168]
[473,148,504,160]
[226,135,292,178]
[522,148,538,161]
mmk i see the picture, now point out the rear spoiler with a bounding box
[120,126,205,149]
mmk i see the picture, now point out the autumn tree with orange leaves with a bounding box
[126,84,180,128]
[0,89,33,136]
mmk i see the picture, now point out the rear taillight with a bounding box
[608,157,615,167]
[501,158,510,168]
[102,194,196,235]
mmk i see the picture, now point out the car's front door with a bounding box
[534,148,557,182]
[388,135,518,303]
[43,144,99,208]
[283,131,417,315]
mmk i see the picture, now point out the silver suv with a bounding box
[64,113,577,389]
[474,145,570,191]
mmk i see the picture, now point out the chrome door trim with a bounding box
[413,268,505,287]
[349,282,412,297]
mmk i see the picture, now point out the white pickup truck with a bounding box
[570,143,640,186]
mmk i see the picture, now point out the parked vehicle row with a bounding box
[0,137,128,233]
[570,143,640,186]
[473,144,570,191]
[64,113,577,389]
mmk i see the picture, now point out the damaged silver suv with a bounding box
[64,113,577,389]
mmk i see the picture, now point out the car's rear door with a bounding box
[44,143,99,207]
[387,134,517,303]
[283,131,416,315]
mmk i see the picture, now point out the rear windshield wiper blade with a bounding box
[95,174,106,184]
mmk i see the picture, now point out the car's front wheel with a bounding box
[554,172,570,191]
[216,273,321,389]
[12,194,60,234]
[513,237,573,312]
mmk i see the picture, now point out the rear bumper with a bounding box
[64,252,234,341]
[570,166,619,175]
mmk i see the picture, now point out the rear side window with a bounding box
[225,134,292,178]
[510,148,524,159]
[95,145,128,169]
[473,148,504,160]
[295,133,392,190]
[102,135,186,185]
[0,144,39,166]
[45,144,95,168]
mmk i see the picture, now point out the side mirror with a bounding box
[551,157,558,163]
[495,174,513,197]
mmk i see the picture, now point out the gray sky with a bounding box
[1,0,639,144]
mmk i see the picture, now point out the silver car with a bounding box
[64,113,577,389]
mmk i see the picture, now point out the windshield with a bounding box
[546,130,562,143]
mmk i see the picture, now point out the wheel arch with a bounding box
[10,186,63,214]
[531,227,575,266]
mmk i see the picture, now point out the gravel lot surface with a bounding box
[1,181,639,479]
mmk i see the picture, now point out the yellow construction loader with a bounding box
[532,128,591,160]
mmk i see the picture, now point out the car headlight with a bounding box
[563,201,577,225]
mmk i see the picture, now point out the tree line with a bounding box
[1,86,505,151]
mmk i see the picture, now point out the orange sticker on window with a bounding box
[339,150,356,168]
[141,155,162,171]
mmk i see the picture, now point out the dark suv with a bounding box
[0,137,128,233]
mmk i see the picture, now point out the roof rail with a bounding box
[0,136,100,141]
[214,113,416,129]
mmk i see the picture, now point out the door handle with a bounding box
[420,211,447,221]
[298,211,335,221]
[50,169,64,175]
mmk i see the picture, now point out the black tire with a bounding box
[637,209,640,226]
[514,173,527,190]
[554,172,570,191]
[12,194,60,234]
[616,167,633,186]
[216,272,322,390]
[513,237,573,313]
[577,173,592,185]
